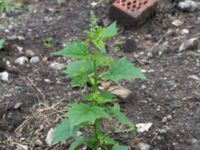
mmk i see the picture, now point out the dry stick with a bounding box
[26,76,47,105]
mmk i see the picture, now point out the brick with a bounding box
[109,0,158,28]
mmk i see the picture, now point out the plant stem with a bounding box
[93,54,98,92]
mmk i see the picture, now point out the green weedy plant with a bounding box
[50,12,147,150]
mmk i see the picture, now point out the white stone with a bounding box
[45,128,54,146]
[172,19,184,27]
[138,142,150,150]
[178,0,200,12]
[179,37,199,51]
[49,62,65,70]
[108,86,132,99]
[0,71,9,82]
[180,29,189,35]
[30,56,40,64]
[15,56,28,65]
[136,122,153,133]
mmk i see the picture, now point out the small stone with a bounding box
[91,2,97,7]
[0,71,9,82]
[162,116,168,123]
[157,129,167,134]
[180,29,189,35]
[179,37,199,51]
[172,19,184,27]
[44,79,51,83]
[49,62,65,70]
[15,56,29,65]
[30,56,40,64]
[167,114,172,120]
[36,139,43,146]
[108,86,132,99]
[14,103,23,109]
[138,142,150,150]
[162,115,172,123]
[25,49,35,57]
[46,128,54,146]
[136,122,153,133]
[178,0,200,12]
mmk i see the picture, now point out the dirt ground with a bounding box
[0,0,200,149]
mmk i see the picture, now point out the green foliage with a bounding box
[50,119,79,145]
[0,0,23,12]
[66,103,109,125]
[64,60,93,86]
[0,39,5,49]
[50,11,147,149]
[44,37,53,49]
[54,41,89,59]
[103,57,147,83]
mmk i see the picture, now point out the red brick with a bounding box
[109,0,158,28]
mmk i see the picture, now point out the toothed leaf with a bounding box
[66,103,109,126]
[103,58,147,83]
[50,119,79,146]
[65,60,93,86]
[54,41,89,59]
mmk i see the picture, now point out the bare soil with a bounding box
[0,0,200,149]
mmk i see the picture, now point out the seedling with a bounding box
[50,12,146,150]
[44,37,53,49]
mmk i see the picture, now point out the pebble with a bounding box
[172,19,184,27]
[138,142,150,150]
[49,62,65,70]
[179,37,199,51]
[162,114,172,123]
[108,86,132,99]
[178,0,200,12]
[136,122,153,133]
[0,71,9,82]
[180,29,189,35]
[44,79,51,83]
[14,103,23,109]
[30,56,40,64]
[25,49,35,57]
[15,56,29,65]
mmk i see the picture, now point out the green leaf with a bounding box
[66,103,109,126]
[65,60,93,86]
[98,22,118,40]
[103,58,147,83]
[0,39,5,49]
[54,41,89,59]
[112,144,129,150]
[98,134,116,145]
[50,119,79,146]
[95,53,113,67]
[69,136,85,150]
[108,104,135,129]
[84,91,116,104]
[93,39,106,53]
